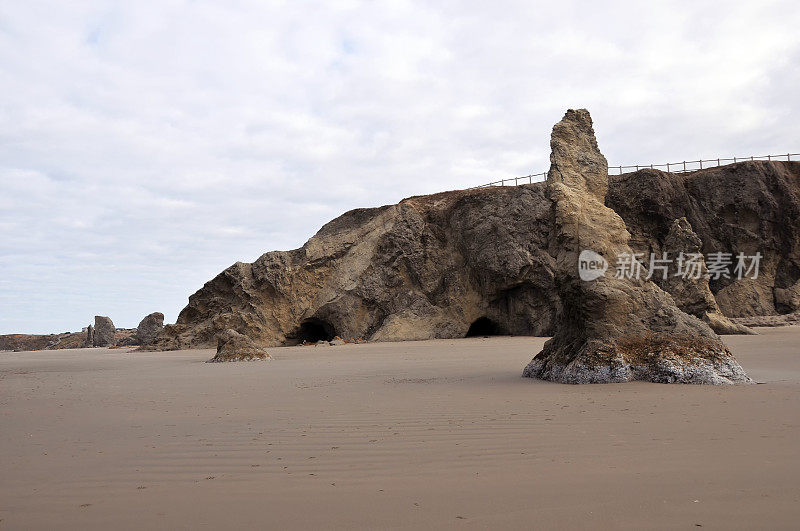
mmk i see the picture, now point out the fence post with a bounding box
[667,162,670,173]
[768,154,771,161]
[699,159,703,169]
[717,158,720,166]
[683,161,686,171]
[734,156,737,163]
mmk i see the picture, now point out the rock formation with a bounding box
[135,312,164,345]
[207,329,271,362]
[147,119,799,353]
[732,312,800,327]
[656,218,753,335]
[521,109,751,384]
[86,325,94,347]
[150,185,558,350]
[92,316,115,347]
[607,161,800,317]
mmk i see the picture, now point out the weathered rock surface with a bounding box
[731,312,800,327]
[0,333,60,352]
[656,217,753,335]
[92,316,115,347]
[521,109,751,384]
[135,312,164,345]
[607,161,800,317]
[150,185,559,350]
[147,120,799,353]
[208,329,271,363]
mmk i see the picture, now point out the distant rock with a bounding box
[116,335,139,346]
[731,312,800,327]
[86,325,94,347]
[0,334,58,352]
[207,329,271,363]
[135,312,164,345]
[92,316,115,347]
[521,109,751,384]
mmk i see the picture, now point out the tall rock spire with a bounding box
[523,109,751,384]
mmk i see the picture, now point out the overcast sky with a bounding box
[1,0,798,334]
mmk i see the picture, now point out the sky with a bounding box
[1,0,799,334]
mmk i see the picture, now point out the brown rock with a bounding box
[607,161,800,318]
[92,316,115,347]
[145,122,799,352]
[207,329,271,363]
[149,185,558,350]
[521,109,751,384]
[656,217,753,335]
[135,312,164,345]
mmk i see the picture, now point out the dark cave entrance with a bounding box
[296,318,337,343]
[465,317,506,337]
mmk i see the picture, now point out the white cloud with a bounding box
[1,0,798,332]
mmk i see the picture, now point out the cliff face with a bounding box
[607,160,800,317]
[153,159,800,350]
[154,185,559,349]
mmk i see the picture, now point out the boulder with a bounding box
[135,312,164,345]
[521,109,751,384]
[92,316,115,347]
[207,329,271,363]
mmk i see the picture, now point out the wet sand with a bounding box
[1,327,799,529]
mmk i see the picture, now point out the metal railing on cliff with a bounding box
[470,152,799,189]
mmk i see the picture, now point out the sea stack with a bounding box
[522,109,751,384]
[92,316,115,347]
[135,312,165,345]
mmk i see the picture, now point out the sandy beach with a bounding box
[1,328,799,530]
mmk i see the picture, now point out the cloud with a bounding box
[1,0,799,332]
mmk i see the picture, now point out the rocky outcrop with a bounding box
[0,334,60,352]
[135,312,164,345]
[207,329,271,362]
[656,218,753,335]
[1,327,135,351]
[521,109,750,384]
[731,312,800,327]
[607,161,800,317]
[148,121,799,353]
[92,316,115,347]
[150,185,558,350]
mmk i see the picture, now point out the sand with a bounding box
[1,327,799,529]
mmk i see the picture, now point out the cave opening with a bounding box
[296,318,337,343]
[465,317,505,337]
